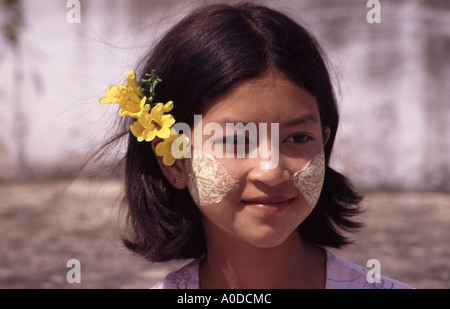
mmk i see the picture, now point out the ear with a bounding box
[151,138,188,190]
[323,127,331,147]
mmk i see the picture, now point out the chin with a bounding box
[240,228,297,249]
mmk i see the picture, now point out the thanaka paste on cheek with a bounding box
[291,151,325,208]
[184,151,239,206]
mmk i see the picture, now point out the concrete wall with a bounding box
[0,0,449,191]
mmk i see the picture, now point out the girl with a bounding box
[100,3,412,289]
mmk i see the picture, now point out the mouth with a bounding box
[241,196,294,213]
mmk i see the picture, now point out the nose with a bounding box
[246,157,291,187]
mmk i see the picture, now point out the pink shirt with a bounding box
[151,250,412,289]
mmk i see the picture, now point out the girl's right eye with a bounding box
[285,134,313,144]
[218,135,256,158]
[223,135,247,145]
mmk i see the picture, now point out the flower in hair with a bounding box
[155,128,190,166]
[130,101,175,142]
[100,70,188,166]
[99,71,144,117]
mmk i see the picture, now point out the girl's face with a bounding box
[183,72,329,249]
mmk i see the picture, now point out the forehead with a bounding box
[202,73,320,125]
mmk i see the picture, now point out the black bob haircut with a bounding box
[113,2,363,262]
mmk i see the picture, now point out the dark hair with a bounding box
[116,2,363,262]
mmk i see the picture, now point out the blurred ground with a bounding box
[0,178,449,289]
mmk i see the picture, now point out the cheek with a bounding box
[291,151,325,208]
[184,151,239,207]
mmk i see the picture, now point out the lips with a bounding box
[241,196,294,213]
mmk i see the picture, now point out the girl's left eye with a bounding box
[285,134,313,144]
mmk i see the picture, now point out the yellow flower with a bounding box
[99,71,144,119]
[99,85,125,104]
[155,129,190,166]
[126,71,143,97]
[100,70,181,166]
[130,101,175,142]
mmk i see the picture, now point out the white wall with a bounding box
[0,0,449,191]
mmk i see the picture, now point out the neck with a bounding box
[199,231,326,289]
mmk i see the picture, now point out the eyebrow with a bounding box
[283,114,319,127]
[214,113,319,126]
